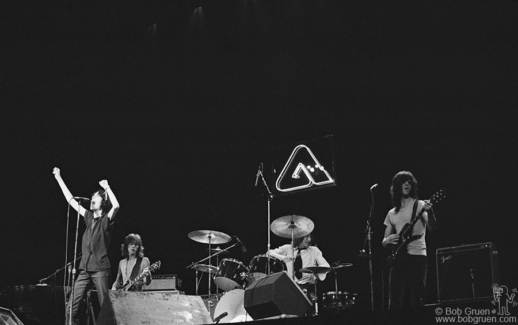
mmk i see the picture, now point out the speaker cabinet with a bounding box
[436,242,500,303]
[96,291,211,325]
[244,272,311,319]
[0,307,24,325]
[143,275,182,291]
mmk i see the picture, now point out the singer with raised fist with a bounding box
[382,171,436,309]
[53,167,120,325]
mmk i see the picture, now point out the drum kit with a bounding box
[186,215,355,322]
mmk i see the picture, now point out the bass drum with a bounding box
[213,289,253,323]
[247,255,286,286]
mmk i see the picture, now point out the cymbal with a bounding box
[333,263,353,269]
[299,266,331,274]
[192,264,218,275]
[188,230,231,244]
[270,215,314,239]
[208,247,230,254]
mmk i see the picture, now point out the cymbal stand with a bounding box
[186,244,237,269]
[256,164,273,275]
[312,276,320,316]
[359,188,376,311]
[332,266,339,294]
[290,223,296,280]
[187,244,238,301]
[208,235,212,313]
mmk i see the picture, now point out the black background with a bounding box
[2,0,517,310]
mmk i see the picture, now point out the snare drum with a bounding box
[214,259,248,291]
[322,291,356,310]
[247,255,286,286]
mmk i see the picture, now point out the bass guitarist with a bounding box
[382,171,436,309]
[112,234,152,291]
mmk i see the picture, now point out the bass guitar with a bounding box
[384,190,445,268]
[118,260,161,291]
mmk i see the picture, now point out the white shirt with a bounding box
[269,244,330,284]
[384,199,428,256]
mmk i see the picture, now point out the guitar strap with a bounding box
[129,257,143,281]
[410,199,419,223]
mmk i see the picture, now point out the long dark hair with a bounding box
[293,233,313,248]
[121,233,145,259]
[91,189,112,214]
[390,171,419,213]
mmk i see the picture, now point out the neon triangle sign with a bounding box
[275,144,335,193]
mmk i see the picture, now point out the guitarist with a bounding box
[382,171,436,309]
[111,234,152,291]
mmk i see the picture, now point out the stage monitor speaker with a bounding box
[244,272,311,319]
[96,291,211,325]
[436,242,500,303]
[0,307,24,325]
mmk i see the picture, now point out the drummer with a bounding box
[268,233,330,299]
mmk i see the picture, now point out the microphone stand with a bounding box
[256,165,274,275]
[39,256,82,284]
[359,188,376,311]
[68,198,86,325]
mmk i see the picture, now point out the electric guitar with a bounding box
[384,190,445,268]
[118,260,161,291]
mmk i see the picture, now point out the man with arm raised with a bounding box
[53,167,120,325]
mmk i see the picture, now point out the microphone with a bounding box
[233,236,247,253]
[370,184,378,191]
[214,312,228,324]
[255,163,262,187]
[74,196,90,201]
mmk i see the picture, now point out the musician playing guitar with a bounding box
[112,234,152,291]
[382,171,436,309]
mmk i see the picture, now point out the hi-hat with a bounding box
[333,263,353,269]
[270,215,314,239]
[299,266,331,274]
[188,230,231,244]
[192,264,218,275]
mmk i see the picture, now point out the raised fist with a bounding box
[99,180,109,189]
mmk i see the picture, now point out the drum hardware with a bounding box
[247,254,286,287]
[322,291,356,311]
[191,264,218,275]
[321,262,355,312]
[186,230,233,314]
[208,247,230,254]
[213,289,253,323]
[270,215,314,239]
[271,215,314,279]
[214,259,248,292]
[188,230,231,245]
[298,266,330,316]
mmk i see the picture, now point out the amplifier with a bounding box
[436,242,499,303]
[143,274,182,291]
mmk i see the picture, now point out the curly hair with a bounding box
[390,171,419,213]
[121,233,145,259]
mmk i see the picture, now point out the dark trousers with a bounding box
[388,254,427,309]
[66,270,110,325]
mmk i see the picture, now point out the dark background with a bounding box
[2,0,517,312]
